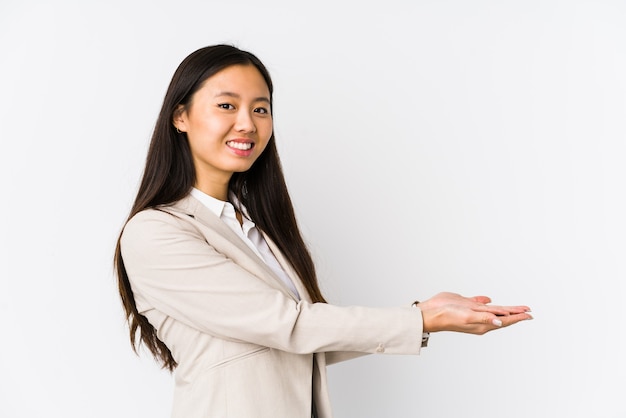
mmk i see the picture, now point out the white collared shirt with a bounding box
[190,188,300,299]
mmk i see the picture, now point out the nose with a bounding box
[234,109,256,133]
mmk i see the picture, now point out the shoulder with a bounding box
[121,207,199,255]
[124,207,184,234]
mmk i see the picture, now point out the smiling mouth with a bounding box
[226,141,254,151]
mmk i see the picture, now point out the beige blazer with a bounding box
[121,195,424,418]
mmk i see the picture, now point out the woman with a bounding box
[114,44,532,418]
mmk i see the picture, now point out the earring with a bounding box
[176,127,182,134]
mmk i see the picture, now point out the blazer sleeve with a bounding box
[121,209,425,356]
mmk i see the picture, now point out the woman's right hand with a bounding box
[416,292,532,335]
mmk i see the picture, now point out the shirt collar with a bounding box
[190,188,256,232]
[190,187,227,218]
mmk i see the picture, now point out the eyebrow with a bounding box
[214,91,271,104]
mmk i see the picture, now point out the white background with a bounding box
[1,1,625,417]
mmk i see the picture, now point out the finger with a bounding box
[472,305,512,316]
[475,304,531,316]
[463,314,501,334]
[498,312,534,327]
[461,310,533,334]
[474,312,530,328]
[468,312,503,328]
[502,306,531,315]
[479,312,533,330]
[471,295,492,304]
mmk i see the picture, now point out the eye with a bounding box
[254,107,270,115]
[218,103,235,110]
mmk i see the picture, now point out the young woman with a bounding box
[114,44,532,418]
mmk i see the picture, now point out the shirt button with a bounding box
[375,343,385,353]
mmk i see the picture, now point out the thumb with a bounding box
[471,295,492,304]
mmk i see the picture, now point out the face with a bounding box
[174,64,273,193]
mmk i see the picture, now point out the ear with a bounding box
[172,104,188,133]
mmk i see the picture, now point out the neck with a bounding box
[194,178,230,201]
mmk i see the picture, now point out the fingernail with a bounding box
[492,319,503,327]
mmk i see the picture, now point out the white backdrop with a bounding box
[1,1,624,417]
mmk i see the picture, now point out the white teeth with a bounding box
[227,141,252,150]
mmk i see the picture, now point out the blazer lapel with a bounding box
[164,195,301,301]
[263,233,312,303]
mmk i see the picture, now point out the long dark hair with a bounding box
[114,45,326,371]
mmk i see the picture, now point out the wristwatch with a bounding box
[412,301,430,348]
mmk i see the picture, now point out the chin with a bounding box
[230,164,255,174]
